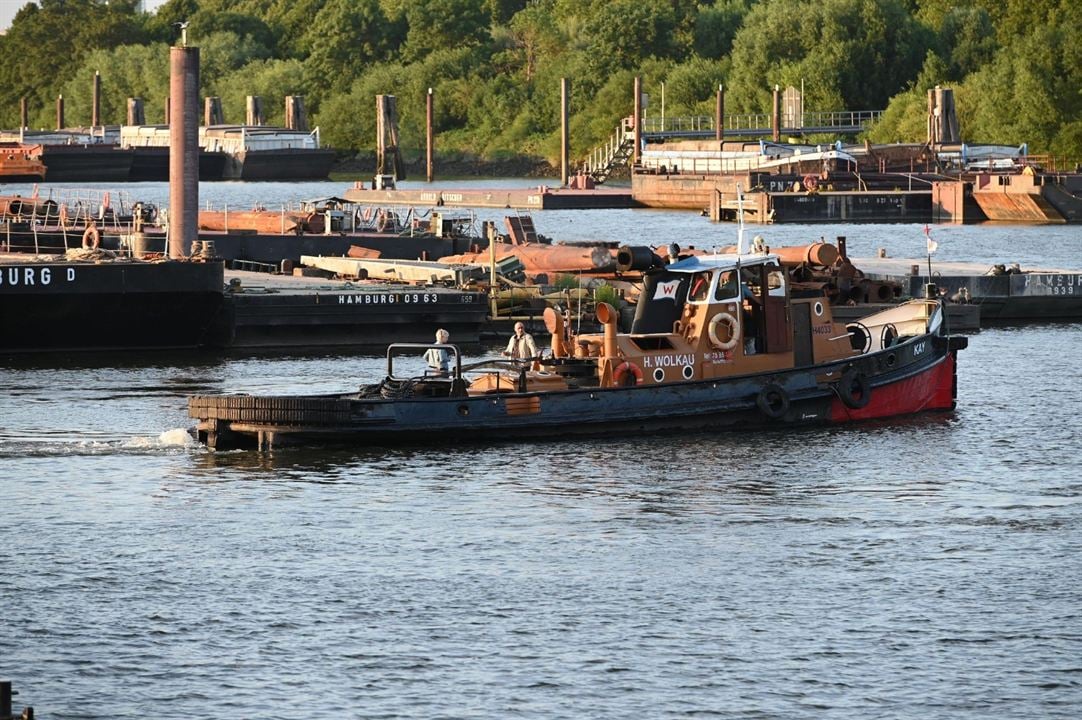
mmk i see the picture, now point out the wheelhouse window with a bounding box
[715,270,739,301]
[766,265,786,297]
[688,271,712,302]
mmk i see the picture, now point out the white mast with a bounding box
[736,183,747,254]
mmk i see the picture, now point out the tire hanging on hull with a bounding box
[756,383,790,419]
[837,369,871,409]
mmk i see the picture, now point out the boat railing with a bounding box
[0,188,144,253]
[197,201,474,237]
[386,343,464,381]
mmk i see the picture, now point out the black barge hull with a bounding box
[0,259,226,353]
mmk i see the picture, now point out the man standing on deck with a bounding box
[503,321,538,362]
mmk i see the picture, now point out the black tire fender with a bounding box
[838,369,871,409]
[756,383,789,419]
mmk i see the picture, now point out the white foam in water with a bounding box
[158,428,197,447]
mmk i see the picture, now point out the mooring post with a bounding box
[91,70,101,127]
[20,97,28,130]
[426,87,434,183]
[772,84,781,142]
[56,94,64,130]
[169,44,200,260]
[716,85,724,143]
[128,97,145,126]
[633,76,642,166]
[560,77,570,186]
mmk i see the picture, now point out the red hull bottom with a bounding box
[830,353,957,422]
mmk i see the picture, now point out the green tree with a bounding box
[505,0,564,83]
[693,0,753,59]
[582,0,678,81]
[664,57,731,116]
[213,58,310,127]
[960,12,1081,158]
[937,6,998,80]
[400,0,491,63]
[189,12,277,54]
[196,31,275,90]
[0,0,147,128]
[57,44,171,126]
[864,51,950,144]
[301,0,393,95]
[728,0,932,113]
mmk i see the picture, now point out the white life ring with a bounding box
[707,312,739,351]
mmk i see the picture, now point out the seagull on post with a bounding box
[173,21,190,48]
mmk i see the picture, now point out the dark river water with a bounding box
[2,180,1080,718]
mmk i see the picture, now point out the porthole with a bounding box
[653,368,665,383]
[682,365,694,380]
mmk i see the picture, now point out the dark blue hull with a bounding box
[191,330,964,450]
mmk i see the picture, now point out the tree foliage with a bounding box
[0,0,1077,162]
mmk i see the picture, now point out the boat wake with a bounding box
[0,428,200,458]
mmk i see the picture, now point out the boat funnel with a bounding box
[616,245,663,273]
[596,302,619,359]
[543,306,568,358]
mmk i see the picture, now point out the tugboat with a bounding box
[189,237,967,450]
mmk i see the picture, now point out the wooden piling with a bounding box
[633,77,642,166]
[127,97,145,126]
[716,85,724,143]
[426,87,434,182]
[55,94,64,130]
[772,84,780,142]
[204,96,223,126]
[92,71,101,127]
[246,96,264,126]
[560,78,570,186]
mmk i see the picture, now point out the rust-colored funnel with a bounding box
[596,302,618,359]
[543,307,567,358]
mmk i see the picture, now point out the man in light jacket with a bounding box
[503,321,537,362]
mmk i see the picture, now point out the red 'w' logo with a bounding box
[654,280,681,302]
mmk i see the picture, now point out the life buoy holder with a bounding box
[837,369,871,409]
[757,383,790,419]
[707,312,739,351]
[81,225,100,250]
[614,361,643,386]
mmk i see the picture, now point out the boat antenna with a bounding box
[576,271,583,334]
[735,183,747,255]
